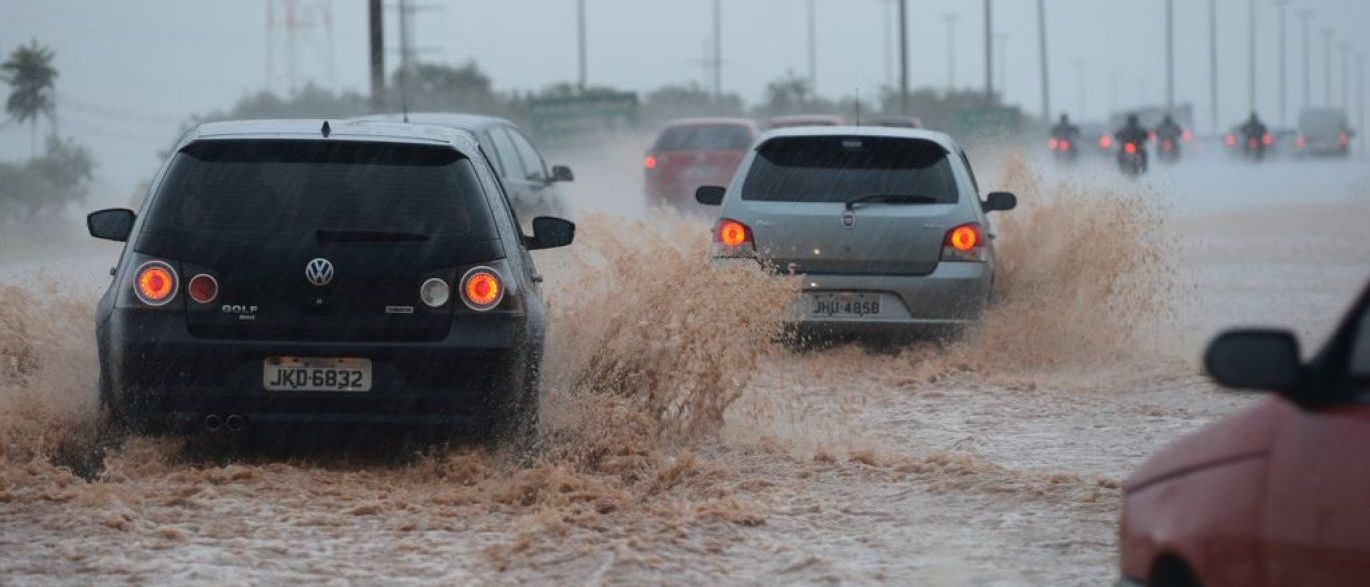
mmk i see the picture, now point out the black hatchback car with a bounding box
[85,119,574,447]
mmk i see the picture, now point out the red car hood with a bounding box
[1124,398,1292,493]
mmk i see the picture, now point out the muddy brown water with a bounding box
[2,155,1368,585]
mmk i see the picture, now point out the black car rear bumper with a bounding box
[100,309,535,429]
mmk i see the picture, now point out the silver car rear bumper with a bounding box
[790,261,992,328]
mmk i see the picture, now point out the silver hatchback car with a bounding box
[696,126,1016,336]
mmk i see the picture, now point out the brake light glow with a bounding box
[942,223,987,262]
[643,155,658,170]
[1059,139,1071,151]
[1296,136,1308,148]
[460,267,504,311]
[1339,132,1350,146]
[1224,134,1237,147]
[1099,135,1112,150]
[134,261,178,306]
[717,219,750,248]
[187,273,219,304]
[1262,133,1273,146]
[1124,143,1137,155]
[1047,137,1059,150]
[1182,129,1194,142]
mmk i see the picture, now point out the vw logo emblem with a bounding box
[840,211,856,229]
[305,258,335,287]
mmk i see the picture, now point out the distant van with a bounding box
[1296,107,1353,156]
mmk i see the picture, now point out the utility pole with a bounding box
[808,0,817,95]
[1274,0,1288,125]
[577,0,587,90]
[898,0,909,113]
[1323,28,1334,106]
[984,0,993,100]
[1166,0,1174,113]
[1210,0,1219,130]
[1037,0,1049,122]
[942,13,957,90]
[712,0,722,99]
[368,0,384,110]
[1248,0,1256,114]
[1299,10,1313,110]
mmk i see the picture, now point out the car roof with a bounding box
[753,125,962,153]
[350,112,514,132]
[185,118,482,152]
[768,114,845,123]
[661,117,758,129]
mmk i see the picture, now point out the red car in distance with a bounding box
[643,117,758,211]
[1118,280,1370,587]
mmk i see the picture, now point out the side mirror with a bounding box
[526,216,575,250]
[695,185,726,206]
[1204,329,1302,393]
[87,208,136,242]
[983,191,1017,213]
[551,165,575,183]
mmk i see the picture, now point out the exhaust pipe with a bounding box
[225,414,246,432]
[204,414,223,432]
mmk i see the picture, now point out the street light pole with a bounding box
[984,0,993,100]
[995,32,1009,96]
[1323,28,1334,106]
[1075,58,1087,118]
[1210,0,1219,130]
[1166,0,1174,112]
[1358,53,1365,154]
[1274,0,1288,125]
[942,13,957,90]
[1299,10,1313,111]
[577,0,587,90]
[1248,0,1256,114]
[808,0,817,95]
[898,0,909,113]
[1340,41,1351,109]
[713,0,722,99]
[1037,0,1050,122]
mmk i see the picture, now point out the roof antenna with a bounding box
[321,120,332,137]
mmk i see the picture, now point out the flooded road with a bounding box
[2,152,1368,585]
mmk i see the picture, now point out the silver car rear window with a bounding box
[741,136,958,204]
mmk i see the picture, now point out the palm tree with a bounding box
[1,40,58,157]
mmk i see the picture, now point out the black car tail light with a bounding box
[133,260,179,306]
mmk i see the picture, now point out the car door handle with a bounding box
[531,273,544,283]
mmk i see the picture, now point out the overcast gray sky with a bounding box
[2,0,1368,200]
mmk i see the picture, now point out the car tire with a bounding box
[1150,556,1202,587]
[489,354,542,462]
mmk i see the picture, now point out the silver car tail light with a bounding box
[941,223,988,262]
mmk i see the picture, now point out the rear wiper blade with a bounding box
[844,193,939,210]
[316,229,430,244]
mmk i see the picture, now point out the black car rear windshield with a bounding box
[145,140,496,242]
[741,136,958,203]
[653,124,754,152]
